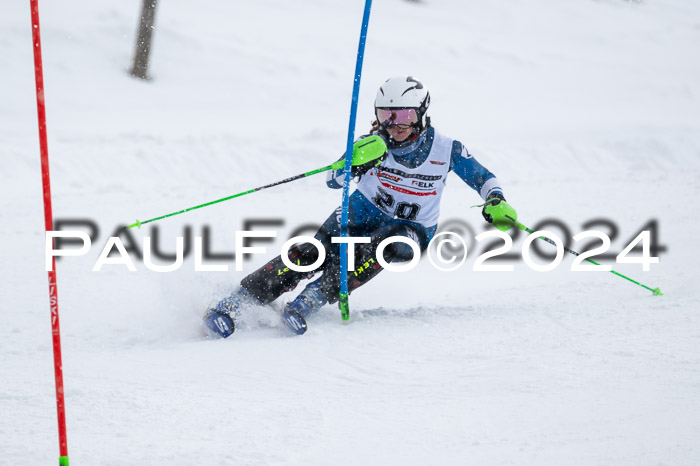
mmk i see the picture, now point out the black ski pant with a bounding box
[240,207,426,305]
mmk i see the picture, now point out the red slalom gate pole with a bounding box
[29,1,70,465]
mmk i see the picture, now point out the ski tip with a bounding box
[652,287,663,296]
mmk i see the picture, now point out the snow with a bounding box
[1,0,700,464]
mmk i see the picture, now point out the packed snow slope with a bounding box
[1,0,700,464]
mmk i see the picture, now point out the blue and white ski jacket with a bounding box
[326,126,503,228]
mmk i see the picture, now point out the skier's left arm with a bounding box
[450,141,502,200]
[450,141,518,231]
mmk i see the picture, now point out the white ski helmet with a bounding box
[374,76,430,131]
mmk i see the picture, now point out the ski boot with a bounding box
[204,287,256,338]
[282,278,328,335]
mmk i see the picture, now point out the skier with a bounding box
[204,76,517,338]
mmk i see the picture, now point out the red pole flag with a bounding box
[29,1,70,464]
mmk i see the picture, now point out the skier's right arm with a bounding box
[326,155,383,188]
[326,133,385,189]
[326,159,344,189]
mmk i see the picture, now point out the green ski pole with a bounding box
[125,164,336,229]
[515,221,663,296]
[125,135,387,229]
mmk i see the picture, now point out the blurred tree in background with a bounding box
[131,0,158,80]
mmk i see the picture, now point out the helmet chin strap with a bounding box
[382,124,421,149]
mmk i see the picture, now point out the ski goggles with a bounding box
[376,108,419,128]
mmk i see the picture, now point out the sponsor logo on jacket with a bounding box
[378,172,401,183]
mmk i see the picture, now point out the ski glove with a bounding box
[482,193,517,231]
[352,135,388,179]
[330,135,388,180]
[352,156,385,178]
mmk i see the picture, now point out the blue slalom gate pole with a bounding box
[339,0,373,321]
